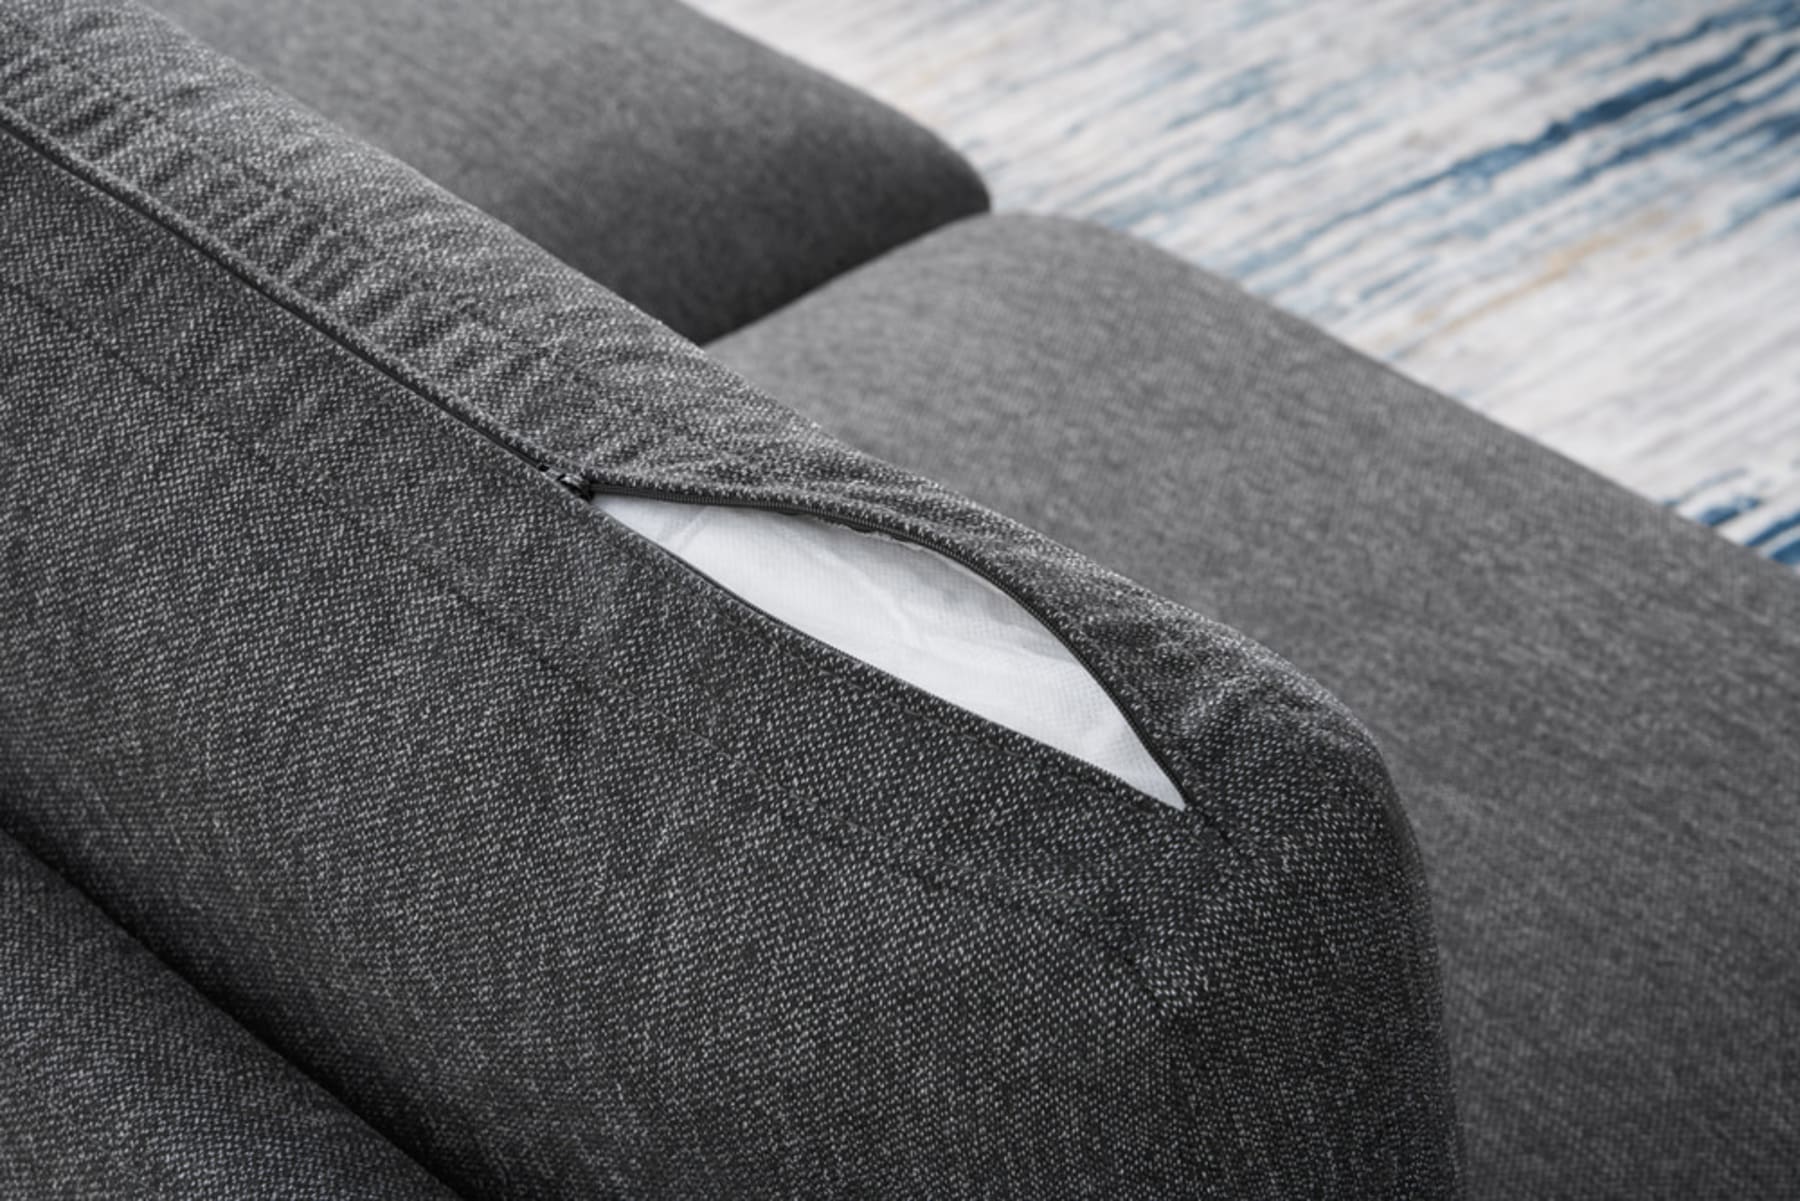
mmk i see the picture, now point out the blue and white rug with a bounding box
[694,0,1800,569]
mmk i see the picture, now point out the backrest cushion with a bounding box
[0,2,1462,1196]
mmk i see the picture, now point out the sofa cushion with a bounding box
[710,210,1800,1198]
[0,3,1459,1195]
[147,0,989,342]
[0,830,455,1199]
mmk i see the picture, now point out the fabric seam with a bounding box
[0,13,777,480]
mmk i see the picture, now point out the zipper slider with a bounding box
[544,467,595,501]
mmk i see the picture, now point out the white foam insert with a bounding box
[595,495,1185,810]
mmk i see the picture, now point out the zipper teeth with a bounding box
[583,479,1194,813]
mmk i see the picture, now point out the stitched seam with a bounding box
[0,12,768,480]
[1155,756,1413,1170]
[0,31,571,476]
[2,275,1167,1012]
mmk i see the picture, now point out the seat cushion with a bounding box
[148,0,989,342]
[0,2,1457,1196]
[0,830,454,1200]
[710,211,1800,1198]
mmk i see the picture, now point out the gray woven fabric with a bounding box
[0,829,456,1200]
[711,212,1800,1197]
[146,0,988,342]
[0,2,1458,1196]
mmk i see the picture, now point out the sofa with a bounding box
[1,0,1793,1197]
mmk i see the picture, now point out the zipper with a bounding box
[545,468,597,500]
[575,476,1194,813]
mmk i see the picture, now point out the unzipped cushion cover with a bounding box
[0,1,1463,1196]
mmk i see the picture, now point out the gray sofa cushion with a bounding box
[0,2,1457,1196]
[711,211,1800,1198]
[145,0,989,344]
[0,830,453,1199]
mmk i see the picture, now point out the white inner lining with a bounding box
[595,495,1185,810]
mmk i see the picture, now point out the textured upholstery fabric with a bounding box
[0,2,1458,1196]
[147,0,989,342]
[710,212,1800,1197]
[0,830,453,1200]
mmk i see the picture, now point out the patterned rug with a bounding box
[691,0,1800,569]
